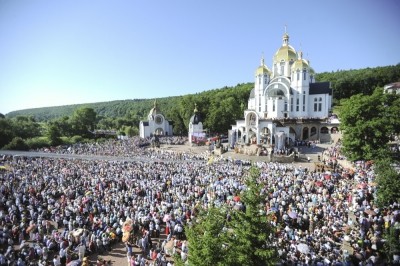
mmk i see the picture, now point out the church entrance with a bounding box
[154,128,164,136]
[302,127,309,140]
[248,128,257,144]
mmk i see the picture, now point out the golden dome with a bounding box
[255,65,271,75]
[255,55,271,75]
[274,31,297,62]
[274,45,297,62]
[292,52,310,70]
[292,59,309,70]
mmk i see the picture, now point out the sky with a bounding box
[0,0,399,114]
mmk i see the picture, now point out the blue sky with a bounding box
[0,0,399,114]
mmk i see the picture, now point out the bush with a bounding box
[71,135,84,143]
[25,137,50,150]
[3,137,30,151]
[60,136,73,145]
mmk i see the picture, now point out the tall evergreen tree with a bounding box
[225,167,278,266]
[181,207,229,266]
[178,167,277,266]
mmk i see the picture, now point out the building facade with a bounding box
[230,32,336,150]
[188,104,206,144]
[139,100,173,138]
[384,82,400,95]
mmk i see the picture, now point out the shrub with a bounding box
[3,137,30,151]
[25,137,50,150]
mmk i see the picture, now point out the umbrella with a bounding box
[67,260,81,266]
[26,224,36,233]
[357,183,367,189]
[47,220,58,230]
[123,219,133,232]
[163,214,171,223]
[297,243,310,254]
[122,231,131,242]
[72,228,84,237]
[270,207,278,212]
[164,239,174,254]
[324,174,331,180]
[19,240,27,249]
[364,209,377,216]
[233,196,240,202]
[354,252,364,260]
[315,181,323,187]
[288,211,297,219]
[233,203,244,211]
[214,180,222,186]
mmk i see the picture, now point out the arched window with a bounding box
[303,68,307,80]
[320,127,329,134]
[314,101,318,112]
[290,98,293,111]
[296,69,300,81]
[311,127,317,136]
[318,97,323,112]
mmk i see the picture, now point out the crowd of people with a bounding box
[38,137,203,163]
[0,136,398,265]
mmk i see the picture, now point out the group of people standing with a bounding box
[0,136,398,265]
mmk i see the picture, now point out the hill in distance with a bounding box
[5,64,400,122]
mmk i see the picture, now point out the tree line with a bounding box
[1,64,399,151]
[6,64,400,121]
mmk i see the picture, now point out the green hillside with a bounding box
[6,64,400,122]
[1,64,400,150]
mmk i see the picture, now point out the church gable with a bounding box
[309,82,332,95]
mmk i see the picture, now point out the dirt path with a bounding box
[87,230,173,265]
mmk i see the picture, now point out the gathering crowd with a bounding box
[0,136,399,265]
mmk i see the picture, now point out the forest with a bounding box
[1,64,400,150]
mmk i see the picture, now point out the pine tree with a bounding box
[225,167,278,266]
[178,167,278,266]
[177,207,229,266]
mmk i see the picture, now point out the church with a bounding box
[229,31,336,150]
[188,103,206,145]
[139,100,173,138]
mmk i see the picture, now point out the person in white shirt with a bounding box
[77,243,86,261]
[53,255,61,266]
